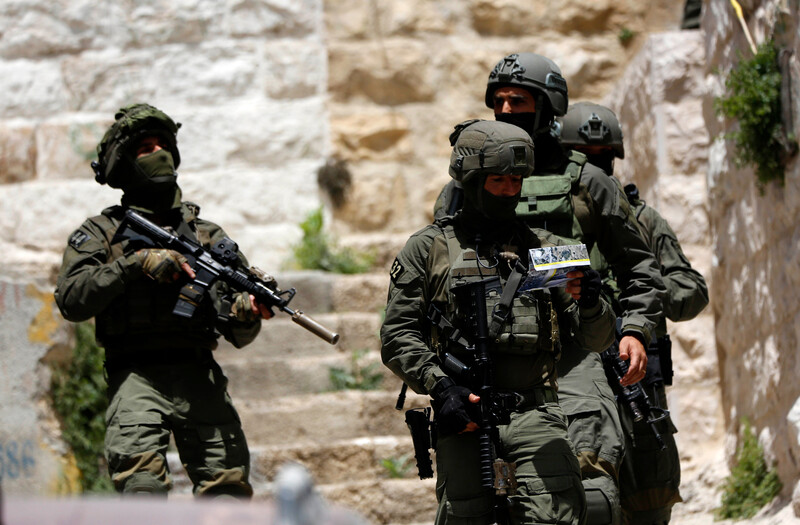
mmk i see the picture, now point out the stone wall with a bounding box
[606,30,726,514]
[0,0,698,500]
[701,0,800,510]
[0,0,329,281]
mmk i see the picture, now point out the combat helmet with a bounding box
[558,102,625,159]
[448,119,535,183]
[485,53,569,121]
[93,103,181,189]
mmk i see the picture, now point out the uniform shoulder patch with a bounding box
[389,257,405,283]
[68,230,90,249]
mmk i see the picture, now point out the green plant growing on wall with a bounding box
[329,349,384,391]
[715,418,782,520]
[380,453,413,479]
[715,40,797,189]
[287,207,374,274]
[618,27,635,45]
[51,322,114,493]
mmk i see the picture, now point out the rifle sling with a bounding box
[488,262,526,341]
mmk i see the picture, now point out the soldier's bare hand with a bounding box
[250,295,273,320]
[565,270,584,301]
[618,335,647,386]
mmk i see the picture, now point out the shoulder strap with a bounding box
[564,150,587,186]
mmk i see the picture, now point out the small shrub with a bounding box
[287,207,374,274]
[618,27,635,45]
[329,349,384,391]
[715,418,782,520]
[51,322,114,493]
[381,454,413,479]
[715,40,797,190]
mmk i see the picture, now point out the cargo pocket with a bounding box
[445,493,493,524]
[180,422,249,473]
[517,473,583,524]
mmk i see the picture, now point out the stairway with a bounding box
[167,270,437,525]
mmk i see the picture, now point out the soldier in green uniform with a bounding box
[54,103,272,497]
[559,102,709,525]
[382,119,617,524]
[434,53,667,525]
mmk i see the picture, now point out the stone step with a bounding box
[270,271,389,315]
[215,311,381,359]
[219,349,402,400]
[168,451,437,525]
[317,478,437,525]
[236,391,430,446]
[168,434,429,487]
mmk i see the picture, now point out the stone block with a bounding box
[328,41,435,105]
[236,390,428,446]
[332,162,408,232]
[35,116,106,181]
[0,59,68,117]
[331,109,411,162]
[331,273,390,315]
[0,119,37,184]
[223,0,319,38]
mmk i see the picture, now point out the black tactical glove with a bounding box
[431,378,478,437]
[578,269,602,309]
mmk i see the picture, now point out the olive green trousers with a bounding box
[104,358,252,497]
[434,403,585,524]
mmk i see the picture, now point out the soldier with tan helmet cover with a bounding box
[383,118,617,524]
[54,103,272,497]
[559,101,709,525]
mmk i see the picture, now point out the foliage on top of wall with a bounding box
[50,322,114,493]
[286,207,375,274]
[715,40,797,190]
[715,418,782,520]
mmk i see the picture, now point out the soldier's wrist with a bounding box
[430,377,456,399]
[621,330,647,348]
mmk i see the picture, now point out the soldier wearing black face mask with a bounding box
[434,53,668,525]
[55,103,272,498]
[559,102,709,525]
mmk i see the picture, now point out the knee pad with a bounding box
[200,483,253,499]
[121,472,169,496]
[583,476,622,525]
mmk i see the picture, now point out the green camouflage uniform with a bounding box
[55,202,260,496]
[616,188,709,525]
[381,212,616,524]
[435,145,665,525]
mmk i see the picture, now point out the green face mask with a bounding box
[123,150,181,213]
[135,149,176,186]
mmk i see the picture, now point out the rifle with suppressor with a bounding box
[111,209,339,345]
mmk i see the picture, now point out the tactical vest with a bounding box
[515,150,590,243]
[91,203,220,352]
[437,224,558,358]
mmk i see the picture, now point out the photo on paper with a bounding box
[519,244,591,291]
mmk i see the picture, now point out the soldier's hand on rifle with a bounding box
[230,292,274,322]
[432,379,481,436]
[618,335,647,386]
[136,249,196,283]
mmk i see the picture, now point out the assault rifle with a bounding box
[600,323,668,449]
[111,209,339,345]
[446,276,517,525]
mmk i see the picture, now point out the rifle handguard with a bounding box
[291,310,339,345]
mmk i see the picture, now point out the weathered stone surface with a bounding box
[331,108,412,162]
[0,279,71,495]
[0,119,37,184]
[328,40,436,105]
